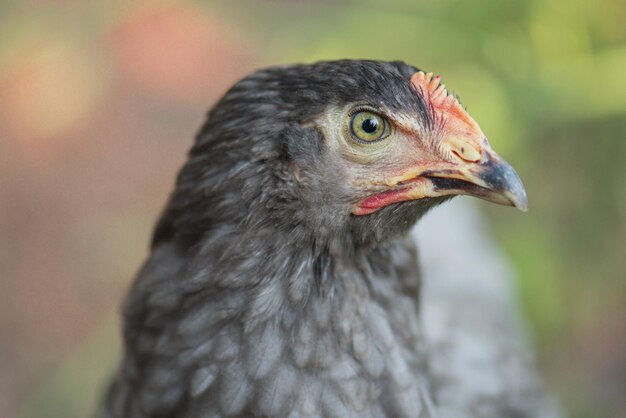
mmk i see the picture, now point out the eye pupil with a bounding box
[361,118,378,134]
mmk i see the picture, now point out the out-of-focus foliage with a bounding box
[1,1,624,418]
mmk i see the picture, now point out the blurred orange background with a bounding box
[1,1,624,417]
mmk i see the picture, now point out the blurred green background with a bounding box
[0,0,624,417]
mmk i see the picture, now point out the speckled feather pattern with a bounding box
[100,61,556,418]
[107,237,430,418]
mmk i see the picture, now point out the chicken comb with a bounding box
[410,71,482,136]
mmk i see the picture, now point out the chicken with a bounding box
[100,60,555,418]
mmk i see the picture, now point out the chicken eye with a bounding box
[349,111,390,143]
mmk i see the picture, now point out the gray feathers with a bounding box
[106,230,430,417]
[101,60,557,418]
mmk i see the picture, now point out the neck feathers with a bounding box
[111,230,429,417]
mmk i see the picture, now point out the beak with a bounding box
[423,150,528,211]
[353,138,528,216]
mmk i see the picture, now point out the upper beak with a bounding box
[424,150,528,211]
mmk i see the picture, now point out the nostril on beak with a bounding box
[444,136,481,163]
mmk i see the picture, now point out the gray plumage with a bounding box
[100,60,558,418]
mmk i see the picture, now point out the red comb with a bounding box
[410,71,482,136]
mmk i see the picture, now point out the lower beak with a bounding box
[423,152,528,211]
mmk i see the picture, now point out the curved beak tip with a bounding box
[481,156,528,212]
[510,187,529,212]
